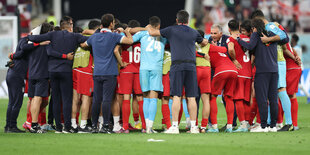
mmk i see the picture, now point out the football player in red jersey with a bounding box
[118,20,145,133]
[227,19,252,132]
[283,35,302,131]
[206,42,238,133]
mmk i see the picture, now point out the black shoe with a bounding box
[78,126,91,133]
[29,126,45,133]
[63,127,77,133]
[91,126,98,134]
[219,124,227,132]
[55,127,62,133]
[278,124,293,132]
[86,124,92,131]
[99,125,113,134]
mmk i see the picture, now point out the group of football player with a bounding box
[4,9,302,134]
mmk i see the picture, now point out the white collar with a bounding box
[100,28,112,33]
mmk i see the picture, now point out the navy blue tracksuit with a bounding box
[5,37,36,129]
[238,32,278,128]
[28,30,88,130]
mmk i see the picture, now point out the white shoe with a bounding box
[269,127,277,132]
[164,126,179,134]
[190,126,200,134]
[112,125,122,132]
[250,125,268,132]
[276,123,283,130]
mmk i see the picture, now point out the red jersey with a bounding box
[209,44,237,77]
[284,43,301,70]
[227,35,252,78]
[120,43,141,73]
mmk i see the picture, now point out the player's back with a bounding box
[138,31,167,71]
[120,43,141,73]
[209,50,237,75]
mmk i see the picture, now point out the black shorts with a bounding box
[169,70,198,97]
[28,78,49,98]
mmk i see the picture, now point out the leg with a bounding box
[60,72,73,129]
[269,72,279,128]
[254,73,269,129]
[71,89,80,128]
[201,93,210,128]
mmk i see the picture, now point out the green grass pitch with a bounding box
[0,97,309,155]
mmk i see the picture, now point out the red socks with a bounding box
[277,100,284,124]
[249,97,258,125]
[244,102,251,122]
[201,118,208,128]
[138,101,146,129]
[38,112,46,126]
[224,96,234,124]
[122,100,131,130]
[235,100,245,122]
[210,96,218,124]
[161,104,171,128]
[291,98,298,127]
[133,113,139,122]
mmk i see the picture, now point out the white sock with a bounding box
[186,117,191,127]
[172,121,178,128]
[227,124,233,129]
[80,120,87,128]
[149,120,154,128]
[241,121,247,128]
[71,119,77,128]
[113,116,120,126]
[145,119,149,129]
[190,120,196,128]
[212,124,218,129]
[98,116,104,125]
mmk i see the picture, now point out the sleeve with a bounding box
[76,33,89,43]
[13,38,31,59]
[209,44,227,53]
[195,30,203,44]
[266,23,287,40]
[238,32,258,51]
[114,33,124,44]
[21,42,39,51]
[46,45,67,59]
[162,37,168,45]
[160,27,171,38]
[85,35,93,47]
[28,32,52,42]
[132,31,143,43]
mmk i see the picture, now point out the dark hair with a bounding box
[197,29,204,38]
[88,20,101,30]
[115,18,121,25]
[73,27,83,33]
[54,26,61,31]
[176,10,189,24]
[115,23,125,29]
[250,10,265,19]
[128,20,140,28]
[292,34,299,42]
[49,21,55,26]
[149,16,161,27]
[101,14,114,28]
[251,18,268,37]
[60,16,73,30]
[40,22,53,34]
[240,20,252,33]
[228,19,239,31]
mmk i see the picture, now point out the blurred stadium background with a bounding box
[0,0,309,98]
